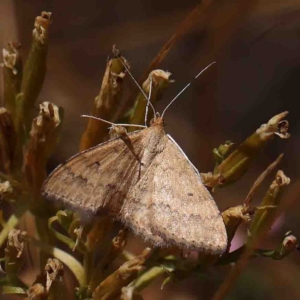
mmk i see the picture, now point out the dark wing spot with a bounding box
[188,193,193,196]
[76,175,88,185]
[107,183,116,189]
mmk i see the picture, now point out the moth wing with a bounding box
[42,130,146,215]
[121,135,227,255]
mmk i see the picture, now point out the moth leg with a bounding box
[109,125,128,139]
[110,127,145,180]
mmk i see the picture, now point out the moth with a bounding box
[42,64,227,256]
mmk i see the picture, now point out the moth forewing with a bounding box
[120,129,227,255]
[167,134,201,177]
[42,130,147,214]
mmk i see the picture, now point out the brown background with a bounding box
[1,0,300,299]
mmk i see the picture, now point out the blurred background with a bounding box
[1,0,300,299]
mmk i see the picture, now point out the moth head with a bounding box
[150,113,165,127]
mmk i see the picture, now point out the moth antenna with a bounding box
[145,75,153,126]
[117,56,156,118]
[161,61,216,118]
[81,115,147,129]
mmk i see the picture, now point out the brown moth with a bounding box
[42,63,227,256]
[42,115,227,255]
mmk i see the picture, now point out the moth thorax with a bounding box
[150,116,165,128]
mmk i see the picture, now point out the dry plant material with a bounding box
[80,46,129,150]
[254,232,299,260]
[248,170,291,241]
[243,153,284,207]
[15,11,52,136]
[24,101,62,197]
[44,258,64,292]
[213,140,234,167]
[204,112,290,187]
[212,170,291,300]
[26,258,64,300]
[5,229,26,258]
[0,181,14,201]
[222,153,284,251]
[2,42,23,123]
[5,229,27,285]
[92,248,152,300]
[89,229,128,291]
[129,69,173,128]
[221,205,251,248]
